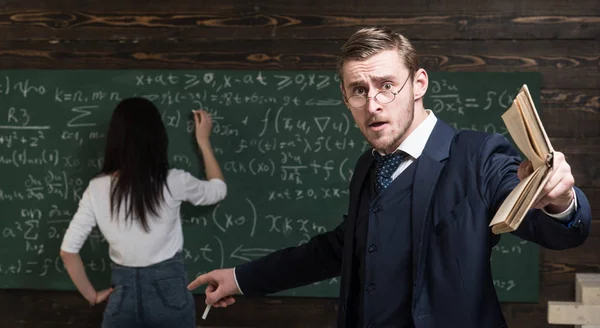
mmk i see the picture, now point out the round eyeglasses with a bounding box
[345,75,411,108]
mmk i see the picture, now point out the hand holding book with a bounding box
[516,153,575,213]
[490,85,576,234]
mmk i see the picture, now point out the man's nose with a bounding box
[366,94,381,114]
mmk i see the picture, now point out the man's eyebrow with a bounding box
[346,75,397,89]
[346,80,365,89]
[372,75,397,84]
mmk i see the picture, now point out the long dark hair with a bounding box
[101,97,170,232]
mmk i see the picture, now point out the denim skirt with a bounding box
[101,252,196,328]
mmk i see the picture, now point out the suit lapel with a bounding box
[411,120,456,304]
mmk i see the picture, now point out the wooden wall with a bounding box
[1,0,598,327]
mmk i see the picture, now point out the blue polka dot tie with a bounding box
[374,151,406,194]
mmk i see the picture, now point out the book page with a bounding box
[492,223,513,234]
[508,165,552,229]
[515,90,551,166]
[490,165,551,233]
[489,168,537,227]
[521,84,554,155]
[502,101,545,168]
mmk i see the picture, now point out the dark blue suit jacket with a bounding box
[236,120,592,328]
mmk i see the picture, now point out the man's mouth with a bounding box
[369,121,388,131]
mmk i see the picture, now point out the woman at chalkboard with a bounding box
[59,97,227,328]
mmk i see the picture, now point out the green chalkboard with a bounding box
[0,70,541,302]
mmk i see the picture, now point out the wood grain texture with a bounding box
[0,40,596,89]
[0,11,597,41]
[542,89,600,138]
[550,138,600,190]
[2,0,599,15]
[580,188,600,218]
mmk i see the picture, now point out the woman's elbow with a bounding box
[195,181,227,206]
[214,182,227,203]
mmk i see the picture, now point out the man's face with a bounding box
[341,49,414,154]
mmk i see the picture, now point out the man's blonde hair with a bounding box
[337,26,419,81]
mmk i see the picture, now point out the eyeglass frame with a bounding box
[343,74,411,108]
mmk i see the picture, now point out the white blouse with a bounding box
[60,169,227,267]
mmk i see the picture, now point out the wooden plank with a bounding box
[0,0,255,11]
[0,40,596,89]
[580,188,600,221]
[541,89,600,138]
[576,273,600,304]
[0,295,573,328]
[0,11,597,41]
[2,0,599,15]
[503,303,600,328]
[3,324,100,328]
[550,138,600,189]
[0,290,566,328]
[261,2,600,15]
[414,41,600,89]
[2,290,596,328]
[0,289,338,327]
[548,301,600,325]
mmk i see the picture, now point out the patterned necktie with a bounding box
[373,151,406,194]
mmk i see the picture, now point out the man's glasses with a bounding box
[345,74,411,108]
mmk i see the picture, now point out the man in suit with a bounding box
[188,27,592,328]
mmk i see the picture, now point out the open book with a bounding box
[489,84,554,234]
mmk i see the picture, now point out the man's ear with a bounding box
[413,68,428,101]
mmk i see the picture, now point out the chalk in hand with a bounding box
[202,304,211,320]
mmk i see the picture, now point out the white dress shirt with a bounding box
[60,168,227,267]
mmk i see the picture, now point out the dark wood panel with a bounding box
[0,11,597,41]
[566,153,598,189]
[579,188,600,217]
[550,138,600,189]
[0,40,596,89]
[0,289,339,327]
[542,89,600,138]
[0,0,252,11]
[194,297,338,327]
[2,0,599,15]
[261,2,600,15]
[4,325,101,328]
[415,41,599,90]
